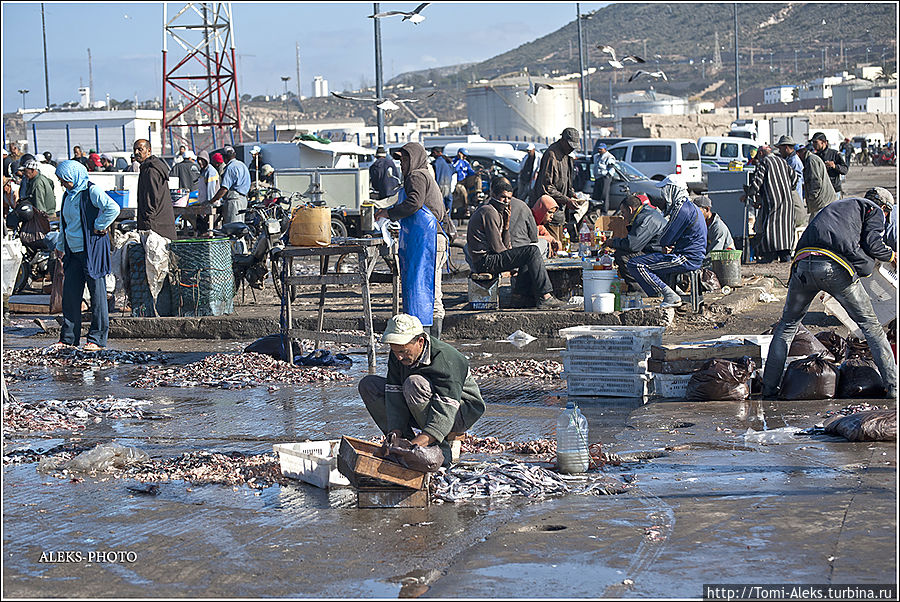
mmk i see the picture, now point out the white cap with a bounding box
[381,313,426,345]
[525,142,535,151]
[183,150,196,161]
[655,174,687,189]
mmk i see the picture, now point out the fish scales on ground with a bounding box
[129,352,351,389]
[3,396,153,434]
[469,360,563,380]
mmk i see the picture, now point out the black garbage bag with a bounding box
[686,356,756,401]
[846,337,874,361]
[836,357,885,398]
[814,331,848,362]
[244,334,301,362]
[700,268,721,292]
[780,354,839,400]
[294,349,353,368]
[824,409,896,442]
[789,324,832,359]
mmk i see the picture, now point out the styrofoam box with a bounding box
[559,325,665,355]
[560,350,648,375]
[653,373,693,398]
[716,335,773,366]
[564,372,651,398]
[274,440,350,489]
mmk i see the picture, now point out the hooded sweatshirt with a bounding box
[137,155,177,240]
[387,142,448,231]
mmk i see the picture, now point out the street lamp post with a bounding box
[18,89,29,110]
[580,10,594,148]
[733,4,740,120]
[575,4,588,153]
[373,3,385,146]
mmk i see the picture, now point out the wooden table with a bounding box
[279,238,399,373]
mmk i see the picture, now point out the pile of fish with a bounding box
[470,360,563,380]
[129,352,351,389]
[3,396,154,433]
[3,346,168,373]
[823,402,887,418]
[298,330,384,353]
[3,442,92,466]
[460,435,557,458]
[430,460,629,503]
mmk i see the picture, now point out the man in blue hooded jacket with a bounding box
[626,175,707,307]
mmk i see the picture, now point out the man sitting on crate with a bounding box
[358,313,485,468]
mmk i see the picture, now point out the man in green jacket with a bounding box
[358,313,485,467]
[20,158,58,216]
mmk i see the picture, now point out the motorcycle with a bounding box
[873,149,896,167]
[5,202,54,295]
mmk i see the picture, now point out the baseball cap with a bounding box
[381,313,425,345]
[458,147,469,156]
[811,132,828,143]
[596,143,607,150]
[261,164,275,176]
[864,187,895,208]
[183,150,196,161]
[655,174,687,189]
[693,195,712,209]
[525,142,535,151]
[22,158,40,171]
[223,145,236,156]
[561,127,581,150]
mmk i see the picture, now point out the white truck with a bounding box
[729,119,772,147]
[770,116,811,145]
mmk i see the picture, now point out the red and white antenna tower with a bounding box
[162,2,242,153]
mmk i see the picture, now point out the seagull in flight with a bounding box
[331,91,435,111]
[523,67,554,103]
[369,3,431,24]
[598,45,645,69]
[628,70,668,83]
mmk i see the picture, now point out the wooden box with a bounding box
[337,436,427,490]
[357,486,430,508]
[650,340,761,362]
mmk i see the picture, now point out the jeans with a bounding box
[762,256,897,397]
[60,251,109,347]
[476,244,553,301]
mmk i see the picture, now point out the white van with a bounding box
[698,136,759,171]
[607,138,703,192]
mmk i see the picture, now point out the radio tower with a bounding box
[712,31,723,70]
[162,2,242,153]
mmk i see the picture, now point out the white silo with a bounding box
[466,74,580,142]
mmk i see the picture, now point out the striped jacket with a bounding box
[747,154,798,253]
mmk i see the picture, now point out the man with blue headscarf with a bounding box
[53,160,120,351]
[626,175,707,308]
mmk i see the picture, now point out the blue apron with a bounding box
[398,193,437,327]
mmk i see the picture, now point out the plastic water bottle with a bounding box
[578,221,592,259]
[562,229,571,253]
[556,402,590,474]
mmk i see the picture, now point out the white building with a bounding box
[24,109,163,161]
[798,75,852,100]
[853,88,897,114]
[312,76,328,98]
[764,86,797,104]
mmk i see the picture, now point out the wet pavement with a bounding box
[3,326,896,598]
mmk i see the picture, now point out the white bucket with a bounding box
[592,293,616,314]
[582,268,618,312]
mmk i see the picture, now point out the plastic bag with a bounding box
[700,268,721,292]
[779,354,839,400]
[743,426,806,445]
[686,357,756,401]
[836,357,885,398]
[814,331,848,362]
[824,410,896,442]
[61,443,149,473]
[788,325,832,358]
[846,337,874,361]
[295,349,353,368]
[244,333,301,361]
[377,435,443,472]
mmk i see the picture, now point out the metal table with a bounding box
[279,237,399,373]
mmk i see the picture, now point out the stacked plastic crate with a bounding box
[559,326,666,399]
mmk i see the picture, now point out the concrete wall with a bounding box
[621,112,897,142]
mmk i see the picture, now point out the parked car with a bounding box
[490,140,549,152]
[607,138,704,193]
[592,137,632,155]
[442,141,526,191]
[698,136,758,172]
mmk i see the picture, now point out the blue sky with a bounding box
[2,1,609,110]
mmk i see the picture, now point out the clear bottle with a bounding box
[578,221,592,259]
[562,229,571,253]
[556,401,590,474]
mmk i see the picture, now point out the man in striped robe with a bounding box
[743,152,799,263]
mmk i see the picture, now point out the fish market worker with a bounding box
[358,313,485,467]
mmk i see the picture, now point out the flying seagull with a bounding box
[524,67,554,103]
[598,45,645,69]
[331,91,435,111]
[628,70,668,83]
[368,3,431,24]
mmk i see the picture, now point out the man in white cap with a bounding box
[358,313,485,467]
[210,146,251,223]
[626,174,707,307]
[591,143,617,210]
[169,149,200,193]
[19,158,58,216]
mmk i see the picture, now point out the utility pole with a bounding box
[576,3,588,152]
[41,3,50,108]
[87,48,93,105]
[295,42,302,100]
[713,31,722,70]
[373,3,385,145]
[794,49,798,73]
[733,4,740,120]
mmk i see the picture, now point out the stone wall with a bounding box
[621,112,897,141]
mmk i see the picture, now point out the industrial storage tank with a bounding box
[613,90,690,120]
[466,75,580,142]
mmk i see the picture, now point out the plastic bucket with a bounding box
[709,249,742,287]
[592,292,616,314]
[106,190,129,209]
[582,268,617,312]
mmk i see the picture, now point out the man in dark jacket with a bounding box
[530,128,586,239]
[133,138,177,240]
[626,175,708,307]
[603,194,667,290]
[359,313,485,467]
[369,145,402,202]
[170,150,200,192]
[468,177,564,308]
[811,132,849,198]
[762,194,897,400]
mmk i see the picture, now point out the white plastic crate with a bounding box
[559,325,665,355]
[653,373,694,398]
[274,440,350,489]
[564,371,650,398]
[560,350,648,375]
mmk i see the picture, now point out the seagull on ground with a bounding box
[369,3,431,24]
[598,45,645,69]
[628,70,668,83]
[331,91,435,112]
[523,67,554,103]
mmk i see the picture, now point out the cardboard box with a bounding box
[592,215,627,240]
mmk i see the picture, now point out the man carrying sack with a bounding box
[358,314,485,468]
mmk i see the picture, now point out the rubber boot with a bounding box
[430,318,443,340]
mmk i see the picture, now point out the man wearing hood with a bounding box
[626,175,708,308]
[133,138,177,240]
[376,142,452,338]
[530,128,585,240]
[468,177,564,308]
